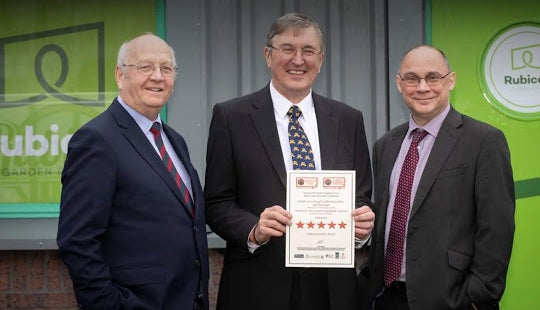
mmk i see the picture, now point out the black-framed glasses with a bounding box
[122,63,178,76]
[399,71,452,87]
[268,45,322,58]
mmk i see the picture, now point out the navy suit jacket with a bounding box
[57,99,209,310]
[359,107,514,310]
[204,85,373,310]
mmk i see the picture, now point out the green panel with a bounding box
[430,0,540,308]
[0,0,157,217]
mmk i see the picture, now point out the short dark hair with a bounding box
[266,12,325,52]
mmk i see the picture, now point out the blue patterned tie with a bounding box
[150,122,195,217]
[287,105,315,170]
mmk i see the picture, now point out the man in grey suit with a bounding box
[205,13,375,310]
[358,45,515,310]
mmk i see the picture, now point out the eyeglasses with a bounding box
[268,45,322,58]
[122,63,178,76]
[399,72,452,87]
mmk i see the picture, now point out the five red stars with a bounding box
[294,220,347,229]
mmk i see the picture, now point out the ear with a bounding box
[395,75,403,93]
[447,71,456,90]
[318,52,325,73]
[264,46,272,68]
[115,66,124,90]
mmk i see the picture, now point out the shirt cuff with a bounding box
[355,233,371,249]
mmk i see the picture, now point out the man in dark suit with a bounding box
[358,45,515,310]
[57,34,209,310]
[205,13,375,310]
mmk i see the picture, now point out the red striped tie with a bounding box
[150,122,195,217]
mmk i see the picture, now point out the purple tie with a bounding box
[384,129,428,286]
[150,122,195,217]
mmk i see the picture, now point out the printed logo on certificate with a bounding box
[285,170,355,268]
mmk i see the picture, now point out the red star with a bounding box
[318,221,325,229]
[307,221,315,229]
[339,221,347,229]
[296,221,304,229]
[328,221,336,229]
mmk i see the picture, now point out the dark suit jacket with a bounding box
[359,107,514,310]
[57,99,209,310]
[204,85,373,310]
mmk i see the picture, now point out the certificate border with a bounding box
[285,170,356,268]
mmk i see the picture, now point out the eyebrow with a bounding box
[276,43,318,49]
[402,71,443,76]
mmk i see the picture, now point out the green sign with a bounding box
[431,0,540,308]
[0,0,158,217]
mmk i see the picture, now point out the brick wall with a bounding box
[0,249,224,309]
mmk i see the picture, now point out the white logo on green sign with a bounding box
[482,23,540,120]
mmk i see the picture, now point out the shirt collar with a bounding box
[117,95,162,134]
[407,103,450,139]
[269,80,314,119]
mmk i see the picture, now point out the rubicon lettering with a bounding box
[481,23,540,120]
[0,124,72,157]
[504,75,540,85]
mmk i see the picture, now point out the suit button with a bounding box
[194,259,201,269]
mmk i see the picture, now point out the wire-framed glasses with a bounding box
[399,71,452,87]
[122,63,178,76]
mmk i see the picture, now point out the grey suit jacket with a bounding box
[205,85,372,310]
[359,106,514,310]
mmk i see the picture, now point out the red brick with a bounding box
[12,252,27,291]
[27,251,46,290]
[0,251,12,291]
[45,252,66,291]
[7,293,40,307]
[0,293,7,308]
[41,292,77,307]
[208,249,224,310]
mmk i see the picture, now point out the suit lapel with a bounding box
[378,125,408,228]
[250,86,288,187]
[109,100,191,214]
[163,124,200,216]
[410,107,463,219]
[313,93,339,170]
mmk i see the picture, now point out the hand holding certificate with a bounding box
[285,170,355,268]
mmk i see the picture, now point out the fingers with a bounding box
[255,205,292,243]
[353,205,375,239]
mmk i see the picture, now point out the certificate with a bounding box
[285,170,355,268]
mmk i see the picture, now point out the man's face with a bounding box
[115,35,176,120]
[396,46,455,126]
[264,26,324,103]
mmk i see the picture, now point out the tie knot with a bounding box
[411,129,428,145]
[150,122,161,137]
[287,105,302,120]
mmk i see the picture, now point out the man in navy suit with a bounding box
[358,45,514,310]
[205,13,375,310]
[57,34,209,310]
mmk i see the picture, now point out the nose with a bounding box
[416,78,430,92]
[149,66,165,80]
[291,49,305,65]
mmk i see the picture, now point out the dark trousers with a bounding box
[288,268,331,310]
[374,282,409,310]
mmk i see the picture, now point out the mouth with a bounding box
[287,69,306,75]
[145,87,164,92]
[414,97,435,101]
